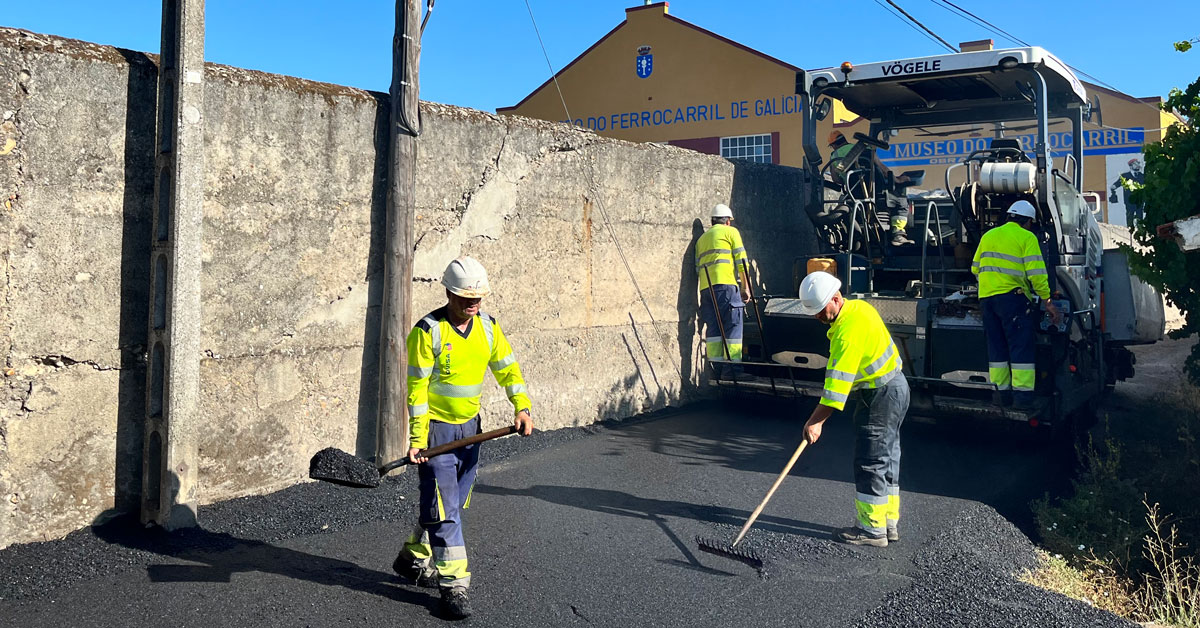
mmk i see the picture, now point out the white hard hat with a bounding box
[711,203,733,219]
[1007,200,1037,219]
[441,256,491,298]
[797,271,842,316]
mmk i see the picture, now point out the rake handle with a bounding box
[731,438,810,547]
[378,425,518,475]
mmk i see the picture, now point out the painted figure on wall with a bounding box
[1109,156,1145,226]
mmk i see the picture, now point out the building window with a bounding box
[720,134,772,163]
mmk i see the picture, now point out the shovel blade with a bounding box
[309,447,381,489]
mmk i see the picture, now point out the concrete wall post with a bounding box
[142,0,205,529]
[376,0,420,465]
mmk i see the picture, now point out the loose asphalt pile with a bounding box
[0,420,604,603]
[699,519,887,578]
[308,446,384,488]
[853,503,1135,628]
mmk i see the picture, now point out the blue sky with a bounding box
[3,1,1198,113]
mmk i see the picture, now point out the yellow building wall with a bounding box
[499,3,816,167]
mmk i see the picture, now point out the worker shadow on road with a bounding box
[475,484,835,574]
[88,513,447,619]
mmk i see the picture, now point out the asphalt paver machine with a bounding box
[719,47,1163,434]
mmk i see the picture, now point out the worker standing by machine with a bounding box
[696,203,751,379]
[797,271,909,547]
[971,200,1062,410]
[393,256,534,619]
[827,131,914,246]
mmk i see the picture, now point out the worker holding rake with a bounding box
[393,256,534,619]
[797,270,909,547]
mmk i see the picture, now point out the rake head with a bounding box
[695,535,765,570]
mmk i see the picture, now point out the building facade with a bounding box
[499,2,1178,226]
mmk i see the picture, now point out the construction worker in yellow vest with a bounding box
[696,203,751,379]
[972,200,1061,410]
[798,270,909,547]
[392,256,534,620]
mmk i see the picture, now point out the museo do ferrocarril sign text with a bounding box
[559,94,803,132]
[878,128,1145,166]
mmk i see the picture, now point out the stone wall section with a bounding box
[0,27,815,548]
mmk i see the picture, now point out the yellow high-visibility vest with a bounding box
[971,221,1051,300]
[820,300,903,412]
[695,223,747,290]
[406,308,531,449]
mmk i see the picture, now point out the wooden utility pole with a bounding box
[142,0,204,529]
[377,0,421,465]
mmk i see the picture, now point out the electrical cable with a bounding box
[930,0,1187,127]
[393,0,434,137]
[883,0,957,52]
[871,0,955,52]
[936,0,1028,46]
[420,0,435,35]
[522,0,574,126]
[521,0,684,380]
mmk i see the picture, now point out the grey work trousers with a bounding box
[852,373,910,534]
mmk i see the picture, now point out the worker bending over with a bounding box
[828,131,914,246]
[393,256,534,619]
[971,200,1061,410]
[696,203,752,379]
[798,271,909,547]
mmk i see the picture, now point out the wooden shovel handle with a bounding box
[378,425,519,475]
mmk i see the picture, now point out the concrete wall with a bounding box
[0,27,816,548]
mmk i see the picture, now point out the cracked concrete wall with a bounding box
[0,28,816,548]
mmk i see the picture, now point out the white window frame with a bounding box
[720,134,772,163]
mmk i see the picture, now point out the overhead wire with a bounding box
[522,0,573,126]
[871,0,956,52]
[929,0,1185,127]
[882,0,958,52]
[935,0,1028,46]
[521,0,684,379]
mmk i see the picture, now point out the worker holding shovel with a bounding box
[393,256,534,619]
[797,271,909,547]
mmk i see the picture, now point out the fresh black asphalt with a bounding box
[0,399,1133,627]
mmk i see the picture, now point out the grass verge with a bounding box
[1027,373,1200,627]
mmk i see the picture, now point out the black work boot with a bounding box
[887,521,900,543]
[890,228,914,246]
[392,553,439,588]
[832,526,888,547]
[440,588,472,619]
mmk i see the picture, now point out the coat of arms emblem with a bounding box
[636,45,653,79]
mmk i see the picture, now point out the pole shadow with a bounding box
[355,91,391,460]
[111,48,158,518]
[88,513,439,616]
